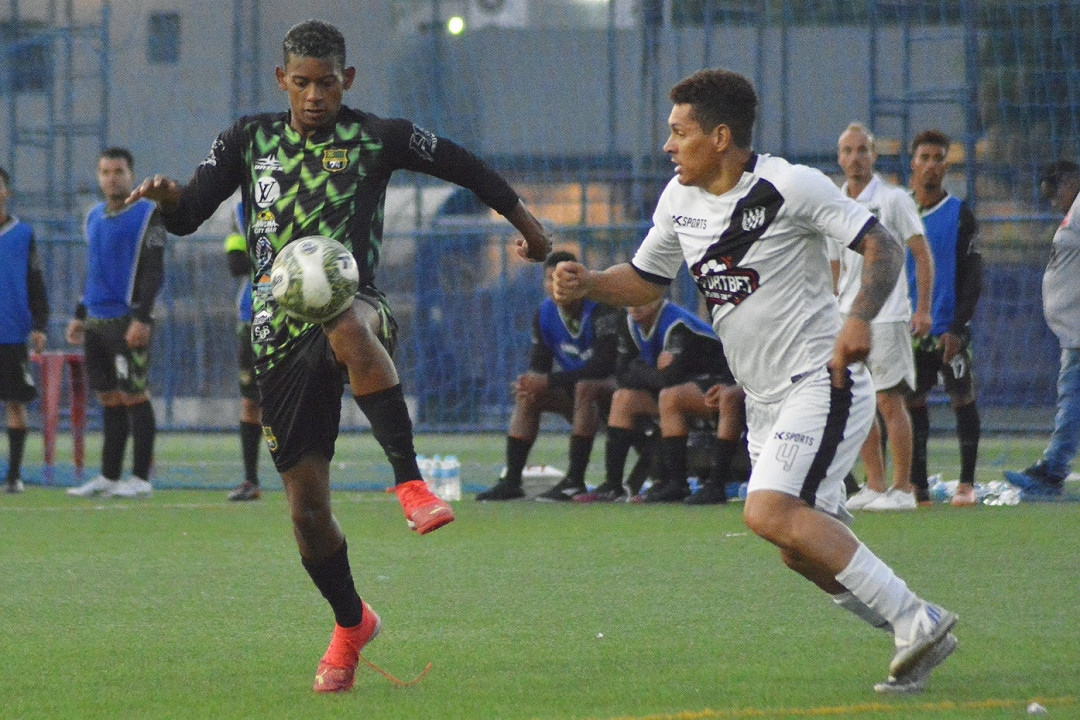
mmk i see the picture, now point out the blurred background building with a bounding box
[2,0,1077,431]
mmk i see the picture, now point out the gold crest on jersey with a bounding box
[322,148,348,172]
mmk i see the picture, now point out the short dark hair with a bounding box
[99,147,134,170]
[910,129,950,155]
[544,249,577,268]
[669,69,757,149]
[283,19,346,68]
[1040,160,1080,189]
[0,166,9,187]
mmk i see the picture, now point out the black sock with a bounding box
[604,427,635,489]
[128,401,156,480]
[301,540,362,628]
[7,428,27,479]
[564,435,594,485]
[661,435,689,488]
[240,421,262,485]
[909,404,929,493]
[503,436,533,487]
[354,384,420,485]
[955,402,980,485]
[101,406,129,480]
[707,437,737,486]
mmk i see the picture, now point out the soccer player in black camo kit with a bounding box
[128,19,550,693]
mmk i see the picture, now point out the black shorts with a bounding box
[236,322,258,402]
[913,332,976,397]
[257,287,398,472]
[0,343,37,403]
[84,316,153,394]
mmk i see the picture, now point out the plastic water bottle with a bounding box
[441,455,462,501]
[927,474,947,503]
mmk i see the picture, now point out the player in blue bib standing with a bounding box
[0,167,49,493]
[67,148,165,500]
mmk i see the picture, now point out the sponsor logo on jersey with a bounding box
[200,138,225,167]
[252,210,278,235]
[253,155,283,172]
[692,257,761,308]
[409,125,438,162]
[322,148,348,172]
[255,236,274,276]
[254,177,281,208]
[673,215,708,229]
[773,430,815,446]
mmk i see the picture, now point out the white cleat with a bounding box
[875,632,957,694]
[845,486,884,511]
[67,475,118,497]
[864,487,917,512]
[110,477,153,498]
[890,603,958,678]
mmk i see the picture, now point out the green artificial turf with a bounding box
[0,433,1077,719]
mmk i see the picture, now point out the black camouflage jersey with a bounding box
[160,106,521,372]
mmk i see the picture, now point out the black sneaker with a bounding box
[5,477,24,494]
[683,481,728,505]
[636,480,691,503]
[227,482,261,501]
[475,480,525,501]
[535,477,587,502]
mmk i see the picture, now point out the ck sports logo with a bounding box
[690,178,784,308]
[254,177,281,208]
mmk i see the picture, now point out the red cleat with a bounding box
[313,600,381,693]
[388,480,455,535]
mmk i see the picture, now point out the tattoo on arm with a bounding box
[848,224,903,323]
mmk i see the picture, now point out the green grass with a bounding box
[1,433,1077,719]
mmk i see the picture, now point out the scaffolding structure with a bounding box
[1,0,109,233]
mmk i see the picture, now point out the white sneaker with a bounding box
[111,477,153,498]
[67,475,118,497]
[845,485,884,511]
[891,603,958,678]
[875,632,957,694]
[864,487,917,512]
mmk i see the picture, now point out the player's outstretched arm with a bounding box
[126,175,182,213]
[505,201,552,262]
[552,261,664,308]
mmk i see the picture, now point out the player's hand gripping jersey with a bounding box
[631,153,877,402]
[159,107,521,372]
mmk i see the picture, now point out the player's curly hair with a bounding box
[283,19,346,68]
[669,69,756,149]
[910,129,950,155]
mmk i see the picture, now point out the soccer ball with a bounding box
[270,236,360,324]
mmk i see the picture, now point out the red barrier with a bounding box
[30,351,86,484]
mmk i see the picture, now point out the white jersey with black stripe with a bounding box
[631,153,876,403]
[832,173,922,323]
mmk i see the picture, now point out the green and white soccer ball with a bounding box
[270,236,360,324]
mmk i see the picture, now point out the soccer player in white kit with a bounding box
[552,69,957,694]
[831,122,934,512]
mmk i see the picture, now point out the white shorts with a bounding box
[866,321,916,393]
[745,364,875,516]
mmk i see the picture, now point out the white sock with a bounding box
[835,543,922,642]
[831,590,892,632]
